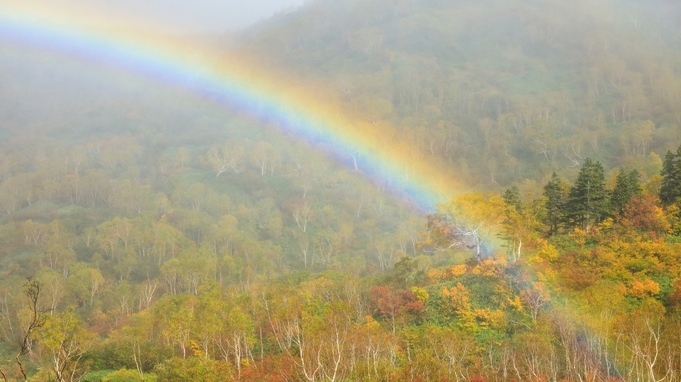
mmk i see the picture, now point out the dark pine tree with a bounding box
[500,185,523,257]
[610,169,642,215]
[660,147,681,206]
[627,169,643,196]
[543,172,565,236]
[564,158,607,232]
[503,186,522,212]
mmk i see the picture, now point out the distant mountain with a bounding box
[234,0,681,189]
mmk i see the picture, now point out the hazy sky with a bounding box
[39,0,305,33]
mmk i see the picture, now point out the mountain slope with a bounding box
[235,0,681,188]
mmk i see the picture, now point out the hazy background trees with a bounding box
[2,0,681,379]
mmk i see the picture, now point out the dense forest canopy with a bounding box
[1,0,681,380]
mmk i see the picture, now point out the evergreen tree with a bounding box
[501,186,522,259]
[610,169,642,215]
[627,169,643,196]
[543,172,565,236]
[564,158,606,232]
[503,186,521,213]
[660,148,681,206]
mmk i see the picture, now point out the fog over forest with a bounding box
[2,0,681,380]
[4,0,305,32]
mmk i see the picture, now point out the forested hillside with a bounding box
[1,0,681,380]
[237,0,681,188]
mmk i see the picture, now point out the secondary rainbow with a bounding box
[0,4,465,211]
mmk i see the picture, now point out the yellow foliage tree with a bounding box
[629,278,660,299]
[430,192,506,262]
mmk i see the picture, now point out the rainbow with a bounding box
[0,3,466,211]
[2,6,631,376]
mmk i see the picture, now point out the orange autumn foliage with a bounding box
[629,278,660,298]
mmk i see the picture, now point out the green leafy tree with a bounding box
[152,357,232,382]
[217,304,255,378]
[107,311,159,378]
[39,309,96,382]
[154,295,193,358]
[67,263,105,308]
[500,195,543,262]
[101,368,155,382]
